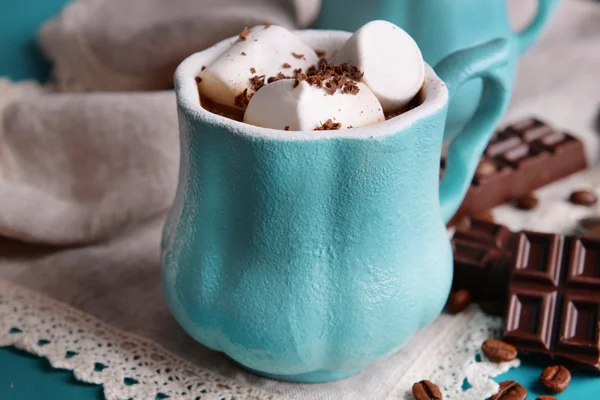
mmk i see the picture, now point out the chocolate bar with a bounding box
[444,118,587,225]
[502,231,600,371]
[452,220,600,370]
[451,218,515,314]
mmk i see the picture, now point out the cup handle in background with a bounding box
[514,0,560,56]
[434,39,511,223]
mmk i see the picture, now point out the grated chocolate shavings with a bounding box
[315,49,326,58]
[250,67,256,74]
[264,23,272,29]
[314,119,342,131]
[234,88,252,108]
[284,126,291,131]
[249,75,266,91]
[195,76,202,84]
[239,27,250,40]
[291,52,304,59]
[282,63,291,69]
[342,81,360,95]
[293,68,302,75]
[267,72,292,84]
[241,52,247,56]
[295,59,363,95]
[201,65,206,71]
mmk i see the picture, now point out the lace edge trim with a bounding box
[0,278,276,400]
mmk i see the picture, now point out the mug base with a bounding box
[229,358,362,383]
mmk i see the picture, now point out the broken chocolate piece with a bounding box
[445,118,587,225]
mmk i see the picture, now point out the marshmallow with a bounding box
[198,25,319,109]
[244,79,385,131]
[332,20,425,113]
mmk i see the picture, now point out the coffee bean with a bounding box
[412,380,442,400]
[515,193,539,210]
[475,159,496,178]
[490,380,527,400]
[447,289,471,314]
[536,396,558,400]
[569,190,598,206]
[482,339,518,363]
[539,365,571,393]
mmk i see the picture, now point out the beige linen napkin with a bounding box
[39,0,321,92]
[0,87,179,245]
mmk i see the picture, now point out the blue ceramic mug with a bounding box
[162,30,511,383]
[315,0,559,139]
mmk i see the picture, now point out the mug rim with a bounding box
[175,29,449,141]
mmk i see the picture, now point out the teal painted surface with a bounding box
[1,346,598,399]
[162,30,511,382]
[0,0,70,82]
[314,0,559,139]
[0,347,103,400]
[494,355,600,399]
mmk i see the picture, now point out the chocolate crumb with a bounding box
[282,63,291,69]
[293,68,302,75]
[267,72,292,84]
[201,65,206,71]
[249,75,266,92]
[314,119,342,131]
[264,23,272,29]
[296,59,363,95]
[284,126,291,131]
[234,89,252,109]
[315,49,326,58]
[239,27,250,40]
[241,52,247,56]
[291,52,304,59]
[195,76,202,84]
[342,81,360,95]
[250,67,256,74]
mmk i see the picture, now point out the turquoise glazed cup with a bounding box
[162,30,511,383]
[314,0,560,139]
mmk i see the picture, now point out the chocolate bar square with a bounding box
[502,233,600,370]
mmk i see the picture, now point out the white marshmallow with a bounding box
[332,20,425,113]
[244,79,385,131]
[198,25,319,109]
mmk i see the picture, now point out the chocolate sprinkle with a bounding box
[291,52,304,59]
[234,89,252,109]
[284,126,291,131]
[249,75,266,92]
[239,27,250,40]
[267,72,293,84]
[294,59,363,95]
[314,119,342,131]
[282,63,291,69]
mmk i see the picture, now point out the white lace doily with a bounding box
[0,278,515,400]
[0,278,275,400]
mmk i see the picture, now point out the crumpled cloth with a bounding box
[39,0,321,91]
[0,0,599,399]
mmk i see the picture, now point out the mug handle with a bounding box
[434,39,511,223]
[514,0,560,56]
